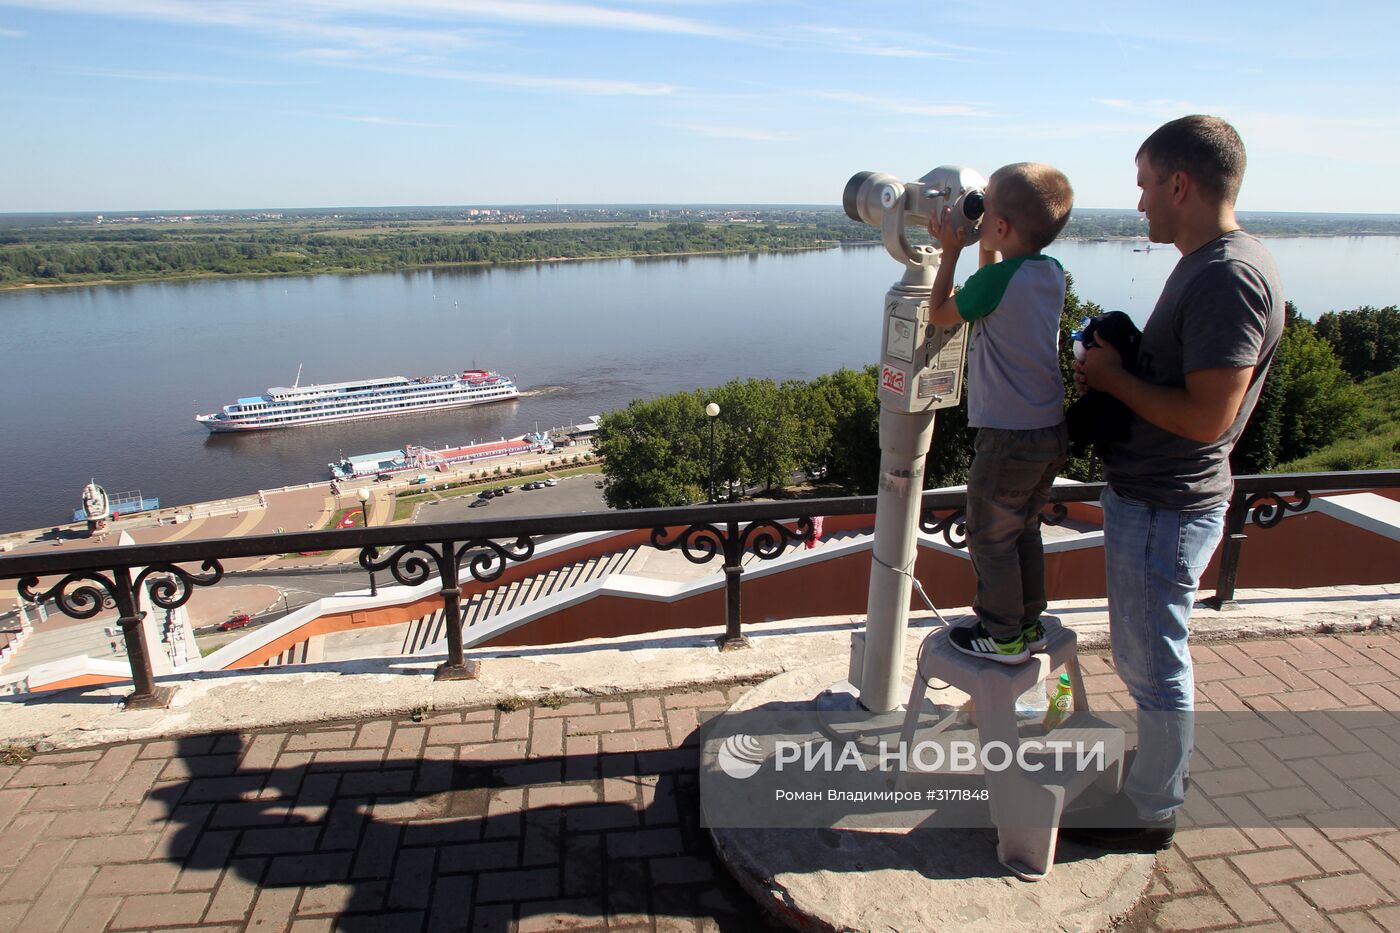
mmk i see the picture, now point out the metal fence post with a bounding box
[719,520,749,650]
[436,540,477,680]
[112,567,171,709]
[1206,491,1249,611]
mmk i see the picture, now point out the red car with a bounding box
[219,613,252,632]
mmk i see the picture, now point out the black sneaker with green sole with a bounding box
[948,621,1030,665]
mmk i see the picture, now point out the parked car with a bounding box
[375,473,393,482]
[219,613,252,632]
[502,485,515,493]
[477,489,493,499]
[544,478,558,487]
[469,498,490,508]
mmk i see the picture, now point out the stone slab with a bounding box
[705,660,1154,932]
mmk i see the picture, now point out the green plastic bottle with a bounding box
[1044,673,1073,730]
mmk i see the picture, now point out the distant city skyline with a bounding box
[3,1,1398,214]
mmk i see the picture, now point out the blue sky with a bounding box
[3,1,1399,213]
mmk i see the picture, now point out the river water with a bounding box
[3,235,1398,534]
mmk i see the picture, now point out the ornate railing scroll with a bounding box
[651,517,814,648]
[18,558,224,708]
[917,502,1067,550]
[3,470,1395,707]
[357,536,536,679]
[1208,484,1315,609]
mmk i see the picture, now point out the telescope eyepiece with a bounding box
[961,190,985,222]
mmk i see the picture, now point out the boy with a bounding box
[926,162,1074,664]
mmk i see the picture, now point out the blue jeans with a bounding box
[1101,485,1226,821]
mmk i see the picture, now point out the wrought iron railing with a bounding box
[2,470,1397,708]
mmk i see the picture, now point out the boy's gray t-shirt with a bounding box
[1103,230,1284,511]
[953,254,1067,430]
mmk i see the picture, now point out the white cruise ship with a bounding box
[195,369,519,432]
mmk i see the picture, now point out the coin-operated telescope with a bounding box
[841,165,987,713]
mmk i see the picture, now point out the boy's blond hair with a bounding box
[989,162,1073,251]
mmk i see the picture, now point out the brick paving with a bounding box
[2,631,1400,931]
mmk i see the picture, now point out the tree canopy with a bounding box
[597,289,1388,509]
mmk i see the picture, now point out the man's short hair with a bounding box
[989,162,1074,252]
[1137,115,1246,205]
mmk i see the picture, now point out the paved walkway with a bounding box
[3,630,1400,931]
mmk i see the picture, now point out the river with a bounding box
[3,235,1397,534]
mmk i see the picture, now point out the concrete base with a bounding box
[123,685,174,711]
[704,661,1156,932]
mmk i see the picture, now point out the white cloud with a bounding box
[785,23,986,60]
[328,114,456,128]
[372,63,675,96]
[0,26,23,37]
[53,66,306,86]
[0,0,737,39]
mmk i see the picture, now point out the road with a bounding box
[210,473,610,634]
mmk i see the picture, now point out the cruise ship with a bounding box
[195,369,519,432]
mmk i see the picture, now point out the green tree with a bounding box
[1053,273,1105,481]
[1232,301,1303,475]
[1314,305,1400,381]
[809,367,881,494]
[594,393,708,508]
[1273,323,1365,464]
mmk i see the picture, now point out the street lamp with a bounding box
[357,487,377,596]
[705,402,720,503]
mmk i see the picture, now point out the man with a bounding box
[1066,115,1284,852]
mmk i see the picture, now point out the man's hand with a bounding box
[1077,342,1256,442]
[1076,342,1124,395]
[929,206,967,255]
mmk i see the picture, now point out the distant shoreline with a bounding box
[4,231,1399,293]
[0,244,838,292]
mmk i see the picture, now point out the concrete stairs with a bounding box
[398,545,642,654]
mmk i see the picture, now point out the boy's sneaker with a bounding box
[1021,619,1049,652]
[948,621,1030,665]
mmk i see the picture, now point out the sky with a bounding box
[3,1,1400,214]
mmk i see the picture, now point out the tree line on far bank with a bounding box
[594,294,1399,509]
[0,222,831,285]
[9,209,1400,288]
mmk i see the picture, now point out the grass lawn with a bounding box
[1278,369,1400,472]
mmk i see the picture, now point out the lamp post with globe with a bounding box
[357,487,377,596]
[706,402,720,503]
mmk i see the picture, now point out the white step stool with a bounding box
[898,619,1125,880]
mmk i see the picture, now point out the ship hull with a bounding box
[198,392,517,432]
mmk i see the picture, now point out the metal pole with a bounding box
[1207,490,1249,610]
[718,520,750,650]
[436,540,477,680]
[112,567,171,710]
[860,401,938,711]
[709,418,716,504]
[360,491,378,596]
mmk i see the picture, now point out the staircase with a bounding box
[398,545,643,654]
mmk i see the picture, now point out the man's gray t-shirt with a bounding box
[1103,231,1284,511]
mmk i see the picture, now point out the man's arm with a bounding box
[1077,346,1254,443]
